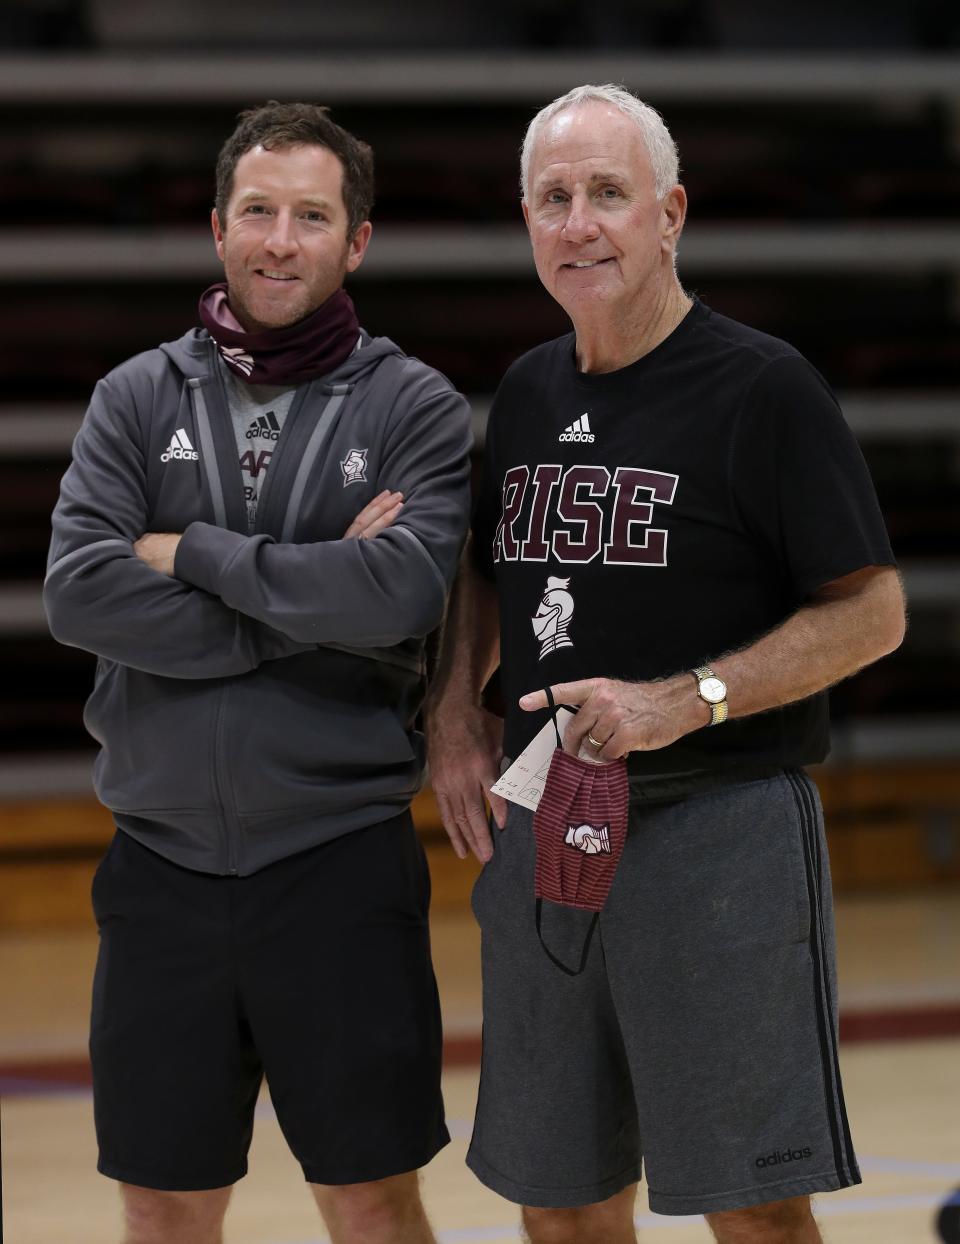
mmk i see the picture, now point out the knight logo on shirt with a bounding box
[565,822,611,855]
[340,448,368,487]
[531,576,575,660]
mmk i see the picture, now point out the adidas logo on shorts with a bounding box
[558,413,595,443]
[160,429,199,463]
[755,1146,812,1168]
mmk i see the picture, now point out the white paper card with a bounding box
[490,708,575,812]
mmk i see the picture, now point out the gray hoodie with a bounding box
[44,327,473,875]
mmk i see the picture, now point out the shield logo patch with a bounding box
[340,448,368,487]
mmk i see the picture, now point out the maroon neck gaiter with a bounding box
[198,283,361,386]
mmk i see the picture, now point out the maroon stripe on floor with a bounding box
[0,1057,91,1084]
[1,1005,959,1093]
[839,1004,960,1042]
[443,1036,483,1066]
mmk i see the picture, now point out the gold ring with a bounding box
[587,732,604,749]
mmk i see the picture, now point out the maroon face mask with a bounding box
[533,689,629,975]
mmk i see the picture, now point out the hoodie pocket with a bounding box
[84,661,219,814]
[224,649,421,815]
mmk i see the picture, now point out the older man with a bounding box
[426,85,904,1243]
[45,102,472,1244]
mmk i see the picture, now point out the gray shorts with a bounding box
[467,768,861,1215]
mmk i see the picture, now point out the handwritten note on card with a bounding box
[489,709,575,812]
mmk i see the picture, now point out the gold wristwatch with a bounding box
[692,665,728,726]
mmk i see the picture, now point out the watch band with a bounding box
[692,665,729,726]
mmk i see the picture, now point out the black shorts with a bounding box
[90,815,448,1191]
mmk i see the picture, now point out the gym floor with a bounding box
[2,889,959,1243]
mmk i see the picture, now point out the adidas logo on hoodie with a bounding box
[160,429,199,463]
[559,413,595,443]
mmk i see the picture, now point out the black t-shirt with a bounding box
[472,297,895,777]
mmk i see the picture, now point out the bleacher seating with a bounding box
[0,47,957,912]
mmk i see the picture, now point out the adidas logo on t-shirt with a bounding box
[245,411,282,441]
[160,428,199,463]
[559,413,595,443]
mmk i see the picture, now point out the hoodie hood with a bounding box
[160,327,406,391]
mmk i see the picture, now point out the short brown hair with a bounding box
[215,101,374,238]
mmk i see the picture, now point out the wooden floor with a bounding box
[2,889,960,1243]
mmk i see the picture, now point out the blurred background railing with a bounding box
[1,3,958,924]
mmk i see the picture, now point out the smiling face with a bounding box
[522,101,685,324]
[211,143,372,332]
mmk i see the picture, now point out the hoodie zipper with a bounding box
[191,345,358,873]
[189,368,244,875]
[212,686,240,875]
[203,685,235,875]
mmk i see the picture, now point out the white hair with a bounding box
[520,83,680,202]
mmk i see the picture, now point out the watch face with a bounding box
[700,676,726,704]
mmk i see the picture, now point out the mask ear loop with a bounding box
[535,899,599,976]
[543,685,563,751]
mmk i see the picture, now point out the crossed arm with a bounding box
[46,368,471,676]
[425,544,906,862]
[43,381,310,680]
[43,376,411,678]
[133,490,403,574]
[46,488,404,679]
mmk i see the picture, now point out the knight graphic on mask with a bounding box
[531,576,575,660]
[564,822,611,855]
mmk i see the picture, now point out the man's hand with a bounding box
[519,677,705,762]
[343,490,403,539]
[133,532,182,576]
[426,705,507,863]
